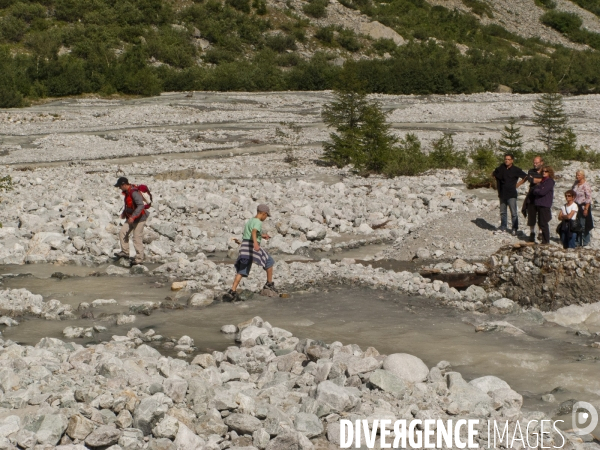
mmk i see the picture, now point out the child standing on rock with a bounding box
[227,204,278,301]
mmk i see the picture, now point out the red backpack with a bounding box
[133,184,153,209]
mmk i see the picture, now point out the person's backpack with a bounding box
[133,184,153,209]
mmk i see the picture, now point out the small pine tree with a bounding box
[355,103,397,174]
[321,90,368,168]
[498,118,524,161]
[322,89,397,174]
[533,93,567,153]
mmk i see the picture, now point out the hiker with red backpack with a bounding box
[114,177,152,265]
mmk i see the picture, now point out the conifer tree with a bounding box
[533,93,567,152]
[321,89,368,168]
[321,89,397,173]
[498,118,524,161]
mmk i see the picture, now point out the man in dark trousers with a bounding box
[492,154,527,235]
[517,155,544,242]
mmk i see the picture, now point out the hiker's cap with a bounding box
[257,204,271,216]
[115,177,129,187]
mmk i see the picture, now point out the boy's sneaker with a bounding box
[529,233,536,243]
[263,282,279,294]
[114,251,128,258]
[511,229,517,236]
[227,289,241,302]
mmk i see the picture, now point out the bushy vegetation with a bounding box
[322,89,468,177]
[463,140,502,188]
[569,0,600,18]
[314,26,361,51]
[2,0,600,105]
[541,10,600,50]
[302,0,328,18]
[322,89,600,182]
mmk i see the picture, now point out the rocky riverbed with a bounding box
[2,92,600,448]
[0,316,586,450]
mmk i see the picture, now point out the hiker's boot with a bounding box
[114,251,128,259]
[263,282,279,294]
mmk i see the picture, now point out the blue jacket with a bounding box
[532,177,555,208]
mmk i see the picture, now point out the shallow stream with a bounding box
[1,264,600,421]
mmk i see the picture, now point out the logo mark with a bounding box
[572,402,598,436]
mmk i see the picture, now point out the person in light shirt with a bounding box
[572,169,594,247]
[558,190,578,249]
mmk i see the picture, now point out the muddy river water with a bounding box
[1,263,599,422]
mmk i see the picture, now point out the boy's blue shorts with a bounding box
[236,254,275,277]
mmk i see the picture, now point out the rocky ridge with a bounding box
[0,317,574,450]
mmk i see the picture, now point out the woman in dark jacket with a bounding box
[532,166,555,244]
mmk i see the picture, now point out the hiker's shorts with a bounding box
[236,254,275,277]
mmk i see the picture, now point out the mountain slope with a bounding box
[2,0,600,105]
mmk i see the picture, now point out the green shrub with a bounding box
[428,134,468,169]
[203,48,239,64]
[541,11,582,34]
[0,87,24,107]
[10,2,47,22]
[315,26,334,44]
[303,0,328,18]
[226,0,251,13]
[253,0,268,14]
[265,34,297,52]
[384,133,428,176]
[0,16,27,42]
[336,29,361,52]
[372,38,397,55]
[569,0,600,16]
[463,139,501,188]
[276,52,301,66]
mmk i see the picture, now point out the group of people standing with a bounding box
[493,155,594,248]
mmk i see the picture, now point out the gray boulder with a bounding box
[468,375,511,394]
[164,377,188,403]
[134,396,167,435]
[315,381,359,413]
[463,285,487,302]
[239,326,268,343]
[85,425,122,447]
[294,413,323,438]
[345,356,381,376]
[33,414,68,446]
[265,431,314,450]
[225,413,262,434]
[382,353,428,383]
[66,414,94,440]
[368,369,407,395]
[173,423,205,450]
